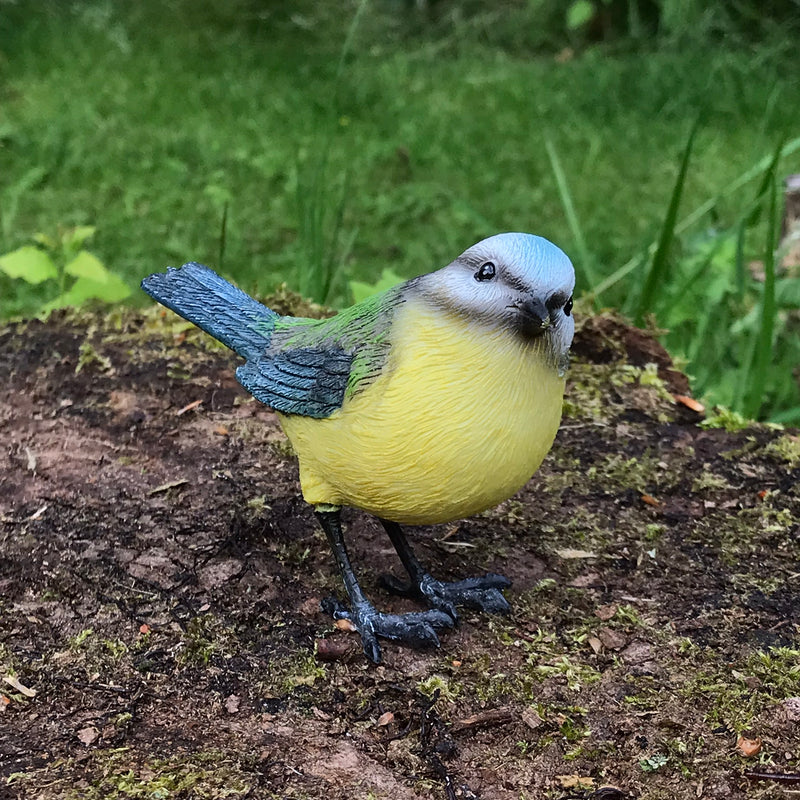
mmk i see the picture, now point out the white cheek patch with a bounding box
[446,276,511,318]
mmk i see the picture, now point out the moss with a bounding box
[178,614,229,667]
[245,494,271,515]
[528,654,602,691]
[281,652,327,691]
[644,523,665,541]
[586,452,663,493]
[695,498,798,566]
[259,283,333,319]
[269,436,296,460]
[682,646,800,733]
[691,470,731,492]
[700,406,753,432]
[69,628,95,649]
[417,674,462,703]
[763,433,800,468]
[254,650,328,696]
[9,748,252,799]
[612,604,645,627]
[76,338,112,374]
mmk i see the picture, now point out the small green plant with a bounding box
[417,673,462,702]
[349,267,404,303]
[640,753,669,772]
[0,226,130,317]
[590,133,800,423]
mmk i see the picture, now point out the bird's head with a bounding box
[417,232,576,372]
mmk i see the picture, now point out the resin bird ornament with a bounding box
[142,233,575,662]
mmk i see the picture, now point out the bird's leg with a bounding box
[378,518,511,618]
[315,509,454,663]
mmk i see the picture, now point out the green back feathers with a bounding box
[235,284,406,418]
[271,285,405,399]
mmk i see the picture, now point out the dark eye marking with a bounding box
[474,261,496,282]
[546,291,570,313]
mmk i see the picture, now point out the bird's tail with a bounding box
[141,262,278,361]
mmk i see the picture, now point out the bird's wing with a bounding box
[236,346,353,418]
[235,285,404,419]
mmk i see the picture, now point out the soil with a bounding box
[1,304,798,800]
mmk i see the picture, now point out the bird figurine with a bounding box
[141,232,575,663]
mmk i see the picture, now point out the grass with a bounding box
[1,0,799,418]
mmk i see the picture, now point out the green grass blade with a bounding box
[592,133,800,299]
[734,221,746,299]
[633,120,698,326]
[770,406,800,425]
[741,144,781,419]
[217,201,228,274]
[544,137,598,292]
[334,0,370,102]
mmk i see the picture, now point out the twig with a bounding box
[744,771,800,785]
[451,707,514,733]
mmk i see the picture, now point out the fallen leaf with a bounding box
[737,736,762,757]
[176,399,203,415]
[597,628,627,651]
[641,494,662,507]
[298,597,322,616]
[77,726,99,746]
[0,694,10,710]
[557,775,595,789]
[224,694,240,714]
[148,479,189,496]
[588,636,603,654]
[377,711,394,726]
[214,425,229,436]
[522,707,543,730]
[555,548,596,559]
[568,571,600,588]
[781,697,800,722]
[24,446,36,472]
[3,674,36,697]
[673,394,705,413]
[316,637,352,662]
[595,604,618,621]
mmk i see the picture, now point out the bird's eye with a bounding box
[564,296,573,316]
[474,262,496,282]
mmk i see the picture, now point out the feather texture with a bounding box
[142,263,406,419]
[141,262,277,361]
[236,347,353,418]
[280,294,566,524]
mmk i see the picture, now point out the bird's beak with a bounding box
[513,297,551,338]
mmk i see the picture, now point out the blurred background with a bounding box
[1,0,799,421]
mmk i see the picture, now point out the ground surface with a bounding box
[1,304,799,800]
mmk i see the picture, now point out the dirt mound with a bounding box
[1,307,798,799]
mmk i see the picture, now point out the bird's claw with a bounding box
[379,571,512,617]
[321,596,454,663]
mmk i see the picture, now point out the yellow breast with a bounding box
[278,297,565,524]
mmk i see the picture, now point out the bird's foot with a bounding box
[321,596,455,664]
[379,572,512,619]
